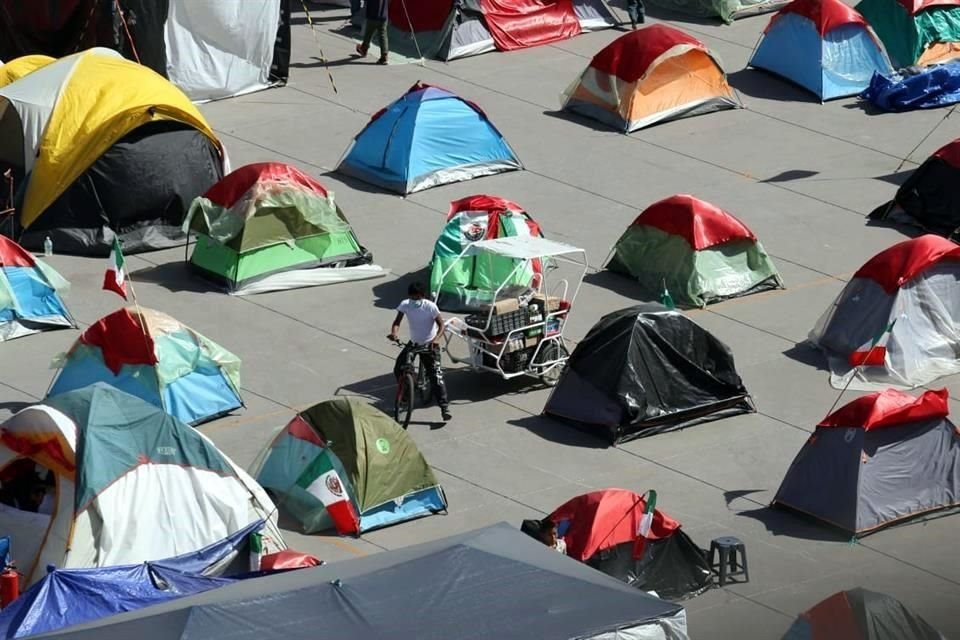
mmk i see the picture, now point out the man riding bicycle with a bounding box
[388,282,452,422]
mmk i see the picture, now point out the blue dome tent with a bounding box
[749,0,892,101]
[337,82,522,194]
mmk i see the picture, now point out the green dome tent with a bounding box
[856,0,960,67]
[430,194,545,312]
[605,195,783,308]
[253,398,447,534]
[184,163,385,296]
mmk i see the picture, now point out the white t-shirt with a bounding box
[397,298,440,345]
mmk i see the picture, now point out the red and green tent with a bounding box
[184,163,384,296]
[606,195,783,308]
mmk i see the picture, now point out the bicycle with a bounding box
[389,336,433,428]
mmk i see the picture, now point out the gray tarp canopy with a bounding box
[37,523,686,640]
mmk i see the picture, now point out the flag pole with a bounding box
[824,318,898,417]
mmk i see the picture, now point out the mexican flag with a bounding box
[632,490,658,559]
[296,448,359,535]
[848,318,897,367]
[102,237,127,299]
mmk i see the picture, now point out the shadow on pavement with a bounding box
[736,505,851,542]
[508,414,609,449]
[727,68,820,104]
[782,342,829,372]
[370,266,430,310]
[129,261,216,294]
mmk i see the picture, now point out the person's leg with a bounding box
[350,0,362,26]
[423,346,450,419]
[376,19,388,63]
[357,20,375,56]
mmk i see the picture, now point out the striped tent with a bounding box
[430,194,544,312]
[0,235,74,341]
[48,307,243,425]
[0,384,283,587]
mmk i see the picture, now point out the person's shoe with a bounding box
[355,44,368,57]
[441,408,452,422]
[630,20,637,30]
[377,57,388,65]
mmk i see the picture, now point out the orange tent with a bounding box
[561,25,740,132]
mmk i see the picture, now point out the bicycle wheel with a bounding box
[394,372,416,428]
[536,341,569,387]
[416,359,432,404]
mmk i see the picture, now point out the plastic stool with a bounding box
[709,536,749,586]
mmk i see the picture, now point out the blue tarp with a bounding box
[0,521,263,638]
[862,62,960,111]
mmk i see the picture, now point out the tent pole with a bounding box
[299,0,341,99]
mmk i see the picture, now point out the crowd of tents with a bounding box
[0,0,959,638]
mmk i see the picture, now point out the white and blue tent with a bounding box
[0,235,74,342]
[749,0,892,101]
[337,82,522,194]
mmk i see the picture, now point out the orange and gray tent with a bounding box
[606,195,783,307]
[0,48,225,256]
[773,388,960,537]
[782,588,947,639]
[561,26,739,133]
[869,138,960,238]
[809,234,960,390]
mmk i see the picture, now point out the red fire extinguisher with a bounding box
[0,564,19,608]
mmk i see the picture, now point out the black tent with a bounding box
[869,138,960,238]
[13,121,223,256]
[544,304,753,444]
[35,523,688,640]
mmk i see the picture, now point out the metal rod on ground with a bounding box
[299,0,341,98]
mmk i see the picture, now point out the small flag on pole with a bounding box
[296,448,359,535]
[632,490,658,559]
[102,237,127,300]
[848,318,897,367]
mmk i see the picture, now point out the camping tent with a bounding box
[0,383,284,587]
[544,304,754,444]
[385,0,617,61]
[782,588,947,639]
[0,48,225,256]
[48,307,243,426]
[35,523,690,640]
[0,0,291,102]
[254,397,447,534]
[522,489,713,600]
[561,26,740,132]
[0,235,74,342]
[773,388,960,536]
[430,194,544,311]
[0,523,264,639]
[337,82,522,194]
[749,0,892,101]
[856,0,960,67]
[809,234,960,390]
[184,163,386,295]
[0,54,53,87]
[645,0,790,23]
[869,138,960,238]
[605,195,783,307]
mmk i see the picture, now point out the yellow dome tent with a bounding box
[0,48,226,255]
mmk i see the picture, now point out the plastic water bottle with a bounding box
[43,236,53,257]
[326,191,335,209]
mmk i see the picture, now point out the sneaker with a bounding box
[355,44,368,57]
[441,408,452,422]
[377,57,388,65]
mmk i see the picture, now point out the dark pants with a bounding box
[395,344,449,410]
[627,0,645,26]
[361,19,388,58]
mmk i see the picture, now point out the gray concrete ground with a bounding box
[4,1,960,637]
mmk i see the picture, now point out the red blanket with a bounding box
[479,0,583,51]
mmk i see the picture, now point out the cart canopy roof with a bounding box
[464,236,585,260]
